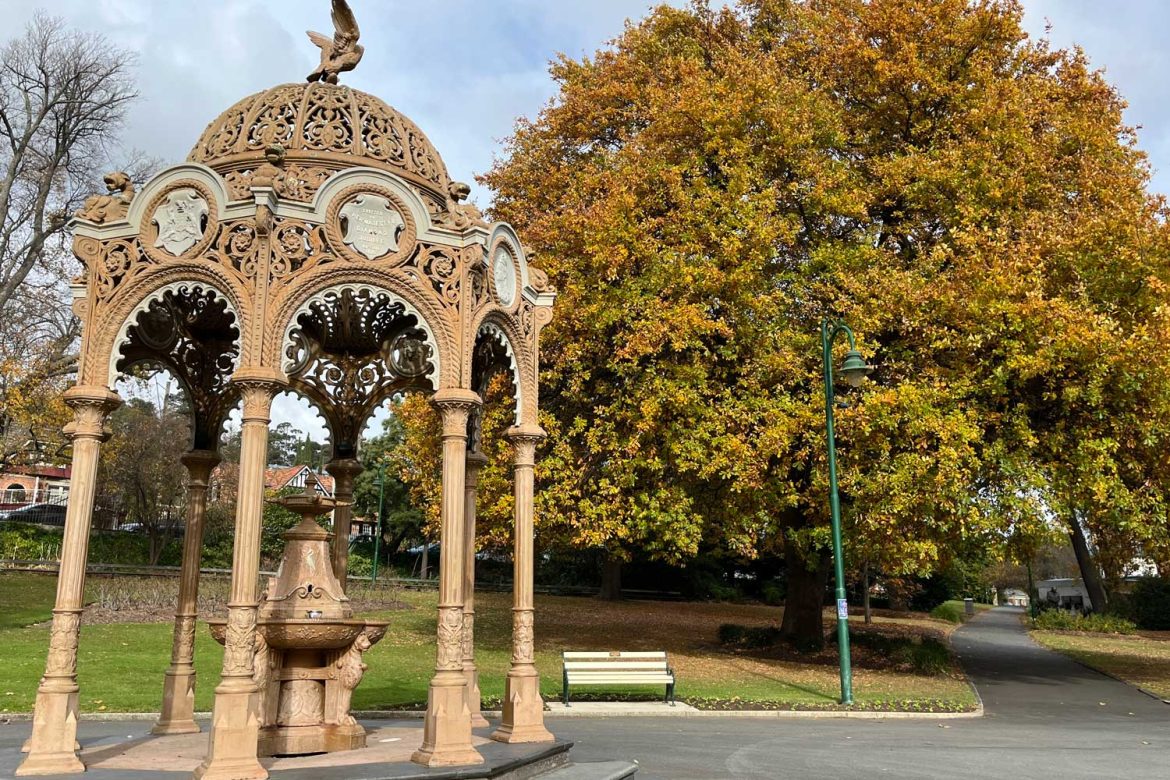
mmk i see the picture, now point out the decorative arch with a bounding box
[126,163,234,227]
[279,282,441,390]
[280,282,441,458]
[110,280,242,450]
[305,167,436,238]
[472,321,523,426]
[488,223,534,298]
[269,269,453,383]
[108,280,242,387]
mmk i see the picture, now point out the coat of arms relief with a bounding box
[339,194,405,260]
[152,188,210,255]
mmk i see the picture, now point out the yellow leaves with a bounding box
[468,0,1170,576]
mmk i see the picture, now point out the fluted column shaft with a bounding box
[412,389,484,767]
[154,450,220,736]
[195,379,277,780]
[18,386,120,777]
[492,425,553,744]
[326,458,362,591]
[463,449,489,728]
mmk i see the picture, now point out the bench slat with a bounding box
[568,673,678,678]
[563,651,666,659]
[564,662,668,671]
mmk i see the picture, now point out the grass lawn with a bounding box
[0,572,57,629]
[1032,630,1170,700]
[0,572,976,714]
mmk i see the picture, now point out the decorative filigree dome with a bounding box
[188,82,450,199]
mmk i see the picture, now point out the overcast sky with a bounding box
[11,0,1168,443]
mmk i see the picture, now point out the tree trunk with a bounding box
[420,540,429,579]
[780,543,829,650]
[1069,513,1108,612]
[862,562,872,625]
[600,556,622,600]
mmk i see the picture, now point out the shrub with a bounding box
[717,623,782,648]
[1125,577,1170,631]
[850,632,953,674]
[717,623,746,645]
[930,602,965,623]
[760,580,785,607]
[1032,610,1136,634]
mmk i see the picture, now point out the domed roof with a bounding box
[188,82,450,196]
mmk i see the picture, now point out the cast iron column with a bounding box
[492,424,554,744]
[18,386,120,777]
[413,389,484,767]
[153,449,221,735]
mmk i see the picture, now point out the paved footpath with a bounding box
[2,608,1168,779]
[553,607,1170,779]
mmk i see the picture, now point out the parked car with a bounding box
[2,503,67,526]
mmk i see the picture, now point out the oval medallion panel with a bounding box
[493,247,517,307]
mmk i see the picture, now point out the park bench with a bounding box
[561,651,676,706]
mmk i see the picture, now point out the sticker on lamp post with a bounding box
[837,599,849,620]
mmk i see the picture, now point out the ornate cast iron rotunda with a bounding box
[18,3,555,777]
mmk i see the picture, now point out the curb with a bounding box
[1,704,982,723]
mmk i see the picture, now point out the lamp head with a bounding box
[839,349,873,388]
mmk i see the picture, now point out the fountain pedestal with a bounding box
[208,475,388,757]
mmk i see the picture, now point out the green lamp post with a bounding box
[820,318,873,705]
[372,465,386,583]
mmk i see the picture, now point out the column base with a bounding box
[153,669,200,735]
[15,751,84,777]
[17,688,84,776]
[193,684,265,780]
[464,666,489,728]
[411,674,483,767]
[491,672,553,744]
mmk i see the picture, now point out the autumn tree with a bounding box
[380,0,1170,647]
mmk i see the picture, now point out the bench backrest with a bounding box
[563,651,669,672]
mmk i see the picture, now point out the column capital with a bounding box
[506,425,545,466]
[180,449,221,486]
[61,385,121,441]
[230,371,283,423]
[432,388,482,438]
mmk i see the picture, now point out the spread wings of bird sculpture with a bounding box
[307,0,364,84]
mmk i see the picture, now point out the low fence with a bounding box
[0,559,684,600]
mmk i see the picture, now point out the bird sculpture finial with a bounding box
[306,0,364,84]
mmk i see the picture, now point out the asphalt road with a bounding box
[2,607,1166,779]
[554,607,1170,779]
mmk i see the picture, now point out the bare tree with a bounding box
[0,14,141,467]
[0,13,137,307]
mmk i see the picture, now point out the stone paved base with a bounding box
[79,725,484,772]
[2,721,576,779]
